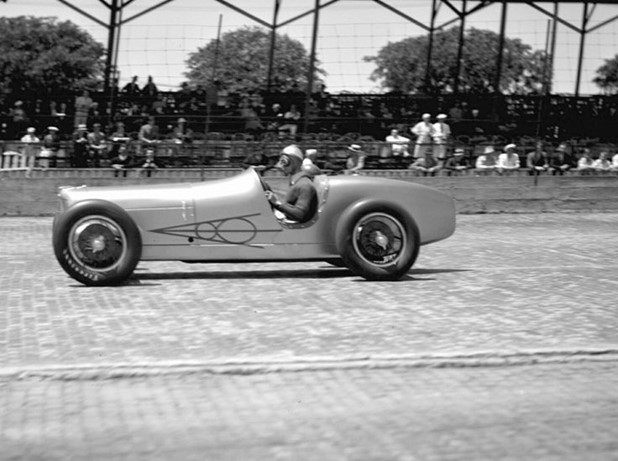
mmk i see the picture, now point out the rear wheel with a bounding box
[53,201,142,286]
[338,206,419,281]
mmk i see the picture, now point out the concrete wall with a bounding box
[1,168,618,216]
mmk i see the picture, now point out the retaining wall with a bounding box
[1,168,617,216]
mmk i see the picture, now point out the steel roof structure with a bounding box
[57,0,618,99]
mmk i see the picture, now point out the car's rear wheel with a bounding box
[53,201,142,286]
[337,205,419,281]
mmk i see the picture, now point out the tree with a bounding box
[593,54,618,94]
[0,16,105,102]
[185,26,324,93]
[364,26,549,95]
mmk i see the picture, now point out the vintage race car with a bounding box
[52,168,456,285]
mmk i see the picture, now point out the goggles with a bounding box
[276,155,290,167]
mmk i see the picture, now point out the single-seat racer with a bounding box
[52,164,456,285]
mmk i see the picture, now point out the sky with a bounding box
[3,0,618,95]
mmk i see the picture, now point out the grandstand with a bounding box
[2,1,618,174]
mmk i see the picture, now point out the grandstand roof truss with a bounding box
[58,0,618,98]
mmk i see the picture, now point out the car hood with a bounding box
[57,168,260,212]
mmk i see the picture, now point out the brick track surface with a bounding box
[1,213,617,460]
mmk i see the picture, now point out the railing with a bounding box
[3,139,618,178]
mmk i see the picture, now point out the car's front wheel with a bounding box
[52,200,142,286]
[337,204,419,281]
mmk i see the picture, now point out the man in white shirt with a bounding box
[411,113,435,159]
[20,127,40,169]
[592,152,612,172]
[432,113,451,160]
[497,143,520,174]
[385,128,410,157]
[475,145,498,174]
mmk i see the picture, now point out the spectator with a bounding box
[592,151,612,172]
[266,103,285,132]
[409,150,442,176]
[548,143,575,176]
[139,148,160,176]
[344,144,366,175]
[444,147,471,175]
[193,84,209,113]
[238,100,264,135]
[74,90,93,128]
[170,117,193,145]
[448,102,463,126]
[410,113,435,159]
[110,144,134,177]
[71,124,89,168]
[141,75,158,102]
[432,113,451,160]
[138,116,160,152]
[323,146,349,172]
[385,128,410,157]
[88,101,105,127]
[301,148,322,176]
[110,121,130,143]
[577,149,595,174]
[151,93,168,115]
[20,127,40,170]
[40,126,61,168]
[475,146,498,174]
[311,83,330,116]
[122,76,140,96]
[302,148,318,168]
[377,102,394,129]
[279,104,301,137]
[10,100,29,139]
[526,141,549,176]
[51,101,69,132]
[497,143,520,175]
[467,107,486,134]
[86,123,107,167]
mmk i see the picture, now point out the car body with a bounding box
[52,168,456,285]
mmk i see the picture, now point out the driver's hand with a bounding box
[265,191,278,205]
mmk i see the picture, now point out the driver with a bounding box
[264,144,318,223]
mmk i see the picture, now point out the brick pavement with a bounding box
[1,214,617,372]
[1,213,618,459]
[2,361,617,460]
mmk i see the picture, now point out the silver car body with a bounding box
[57,168,456,262]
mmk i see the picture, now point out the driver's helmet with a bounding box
[276,144,303,169]
[281,144,303,161]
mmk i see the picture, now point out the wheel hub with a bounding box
[353,213,405,266]
[90,235,107,253]
[372,230,389,251]
[69,217,127,272]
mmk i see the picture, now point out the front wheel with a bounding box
[52,200,142,286]
[337,205,420,281]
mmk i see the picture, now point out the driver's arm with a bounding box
[272,183,316,222]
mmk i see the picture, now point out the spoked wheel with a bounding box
[338,205,419,281]
[69,216,128,270]
[53,201,142,286]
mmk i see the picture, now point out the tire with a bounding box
[337,202,420,281]
[52,200,142,286]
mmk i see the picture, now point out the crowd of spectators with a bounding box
[2,76,618,175]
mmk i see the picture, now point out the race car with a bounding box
[52,167,456,285]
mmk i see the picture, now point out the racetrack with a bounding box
[1,213,617,460]
[2,213,616,369]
